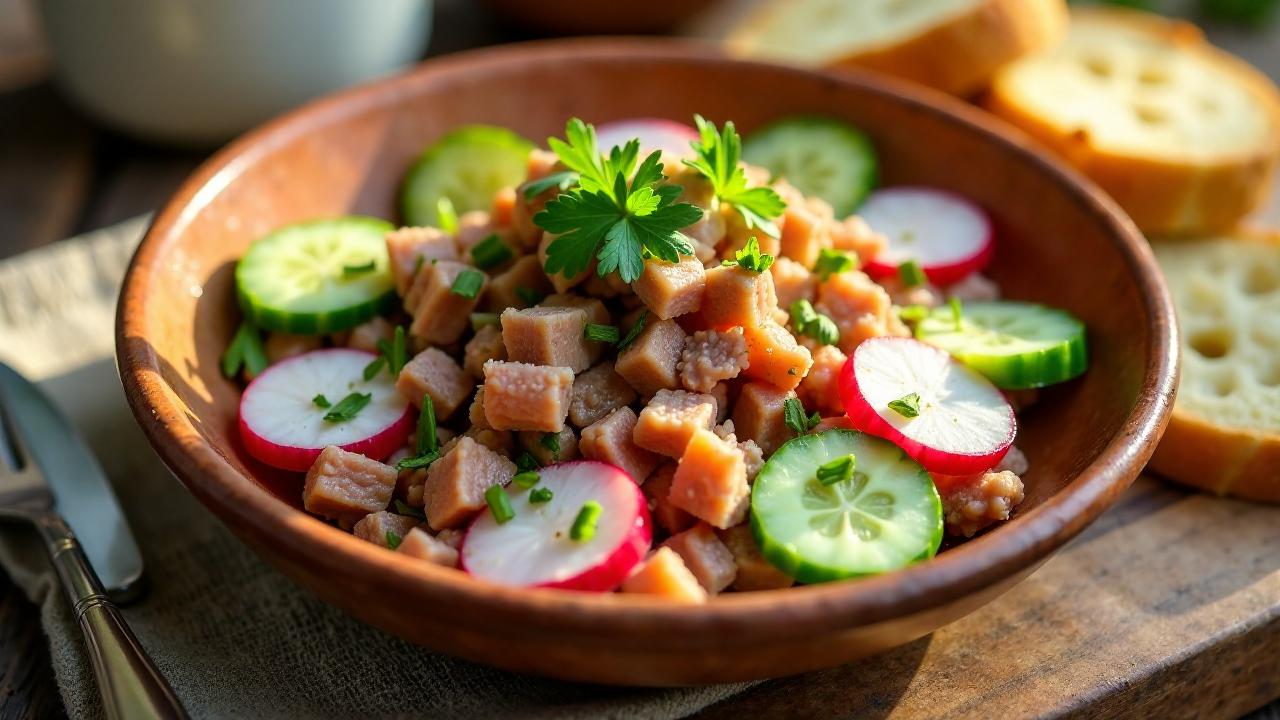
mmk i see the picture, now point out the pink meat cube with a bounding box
[353,511,421,549]
[345,317,395,354]
[397,348,473,420]
[568,362,638,429]
[643,463,696,536]
[386,226,459,297]
[732,382,796,455]
[541,293,611,364]
[614,318,686,398]
[422,436,516,529]
[769,257,816,309]
[482,255,554,312]
[815,270,905,355]
[303,446,398,523]
[481,360,573,432]
[678,327,749,392]
[634,256,705,320]
[701,264,778,330]
[407,260,489,344]
[717,524,793,591]
[661,523,737,594]
[633,389,717,458]
[668,428,749,529]
[538,232,593,293]
[579,407,660,484]
[463,324,508,379]
[620,547,708,603]
[778,197,831,267]
[396,527,460,567]
[500,306,591,373]
[798,344,848,416]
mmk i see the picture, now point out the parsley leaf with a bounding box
[783,397,820,435]
[324,392,372,423]
[312,394,331,409]
[721,236,775,273]
[888,392,921,419]
[814,248,857,280]
[684,115,786,237]
[540,432,561,458]
[789,299,839,346]
[221,320,268,379]
[523,170,580,200]
[816,454,856,486]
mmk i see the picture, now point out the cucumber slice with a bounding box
[400,125,534,227]
[915,301,1088,390]
[751,429,942,584]
[742,116,878,217]
[235,216,397,335]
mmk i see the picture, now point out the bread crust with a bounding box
[983,8,1280,235]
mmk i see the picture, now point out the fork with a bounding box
[0,402,188,719]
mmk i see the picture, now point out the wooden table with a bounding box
[0,1,1277,717]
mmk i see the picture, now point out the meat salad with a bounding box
[221,115,1088,599]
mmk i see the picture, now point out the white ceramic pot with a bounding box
[37,0,433,146]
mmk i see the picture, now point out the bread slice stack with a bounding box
[984,8,1280,235]
[1150,233,1280,501]
[718,0,1067,96]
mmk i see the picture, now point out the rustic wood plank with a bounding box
[76,138,205,233]
[0,572,66,720]
[697,477,1280,720]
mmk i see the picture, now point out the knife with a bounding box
[0,362,145,600]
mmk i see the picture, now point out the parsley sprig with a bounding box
[783,397,821,436]
[684,115,786,237]
[534,119,703,283]
[721,237,774,274]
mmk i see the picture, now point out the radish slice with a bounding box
[839,337,1014,476]
[595,118,698,158]
[239,348,412,471]
[461,461,651,592]
[858,187,994,286]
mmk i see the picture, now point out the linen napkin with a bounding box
[0,218,757,720]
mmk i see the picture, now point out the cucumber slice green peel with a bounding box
[915,301,1088,390]
[400,125,534,227]
[742,116,878,217]
[750,429,943,584]
[235,216,397,335]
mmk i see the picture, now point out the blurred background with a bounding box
[1,0,1278,263]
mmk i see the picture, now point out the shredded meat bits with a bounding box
[678,327,749,393]
[937,470,1026,538]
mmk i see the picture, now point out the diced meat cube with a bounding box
[995,445,1029,475]
[815,269,907,355]
[713,421,765,483]
[442,426,515,456]
[668,428,749,529]
[581,272,631,299]
[643,463,697,535]
[717,524,793,591]
[345,317,395,354]
[517,426,580,466]
[568,362,637,429]
[386,226,459,296]
[798,345,848,416]
[634,257,705,320]
[490,186,517,228]
[509,150,562,249]
[396,527,460,567]
[264,333,321,364]
[614,318,686,398]
[770,257,816,311]
[463,324,507,379]
[454,211,498,254]
[829,214,887,262]
[407,260,488,344]
[678,327,749,392]
[718,204,781,260]
[482,255,554,312]
[422,436,516,529]
[468,387,492,430]
[743,321,813,391]
[620,547,708,603]
[397,348,473,419]
[579,407,660,484]
[302,446,398,523]
[732,382,796,455]
[947,273,1001,302]
[633,389,718,458]
[538,232,594,293]
[778,199,831,267]
[353,511,421,548]
[934,470,1026,538]
[661,523,736,594]
[709,381,732,425]
[541,293,611,365]
[481,360,573,432]
[500,306,591,373]
[701,265,778,329]
[434,528,464,549]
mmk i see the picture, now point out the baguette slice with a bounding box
[1149,232,1280,502]
[985,8,1280,235]
[720,0,1067,97]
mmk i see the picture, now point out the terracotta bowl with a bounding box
[117,39,1178,685]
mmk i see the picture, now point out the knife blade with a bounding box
[0,362,144,601]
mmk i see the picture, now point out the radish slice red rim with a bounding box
[239,348,412,471]
[461,461,651,592]
[839,337,1015,476]
[858,187,994,286]
[594,118,699,158]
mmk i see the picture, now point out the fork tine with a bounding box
[0,385,32,473]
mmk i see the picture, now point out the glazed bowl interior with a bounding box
[118,39,1176,684]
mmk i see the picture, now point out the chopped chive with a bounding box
[617,310,649,351]
[393,500,425,520]
[470,233,514,270]
[584,323,620,344]
[450,269,484,300]
[898,260,927,288]
[375,326,408,377]
[485,484,515,524]
[515,451,541,473]
[569,500,602,542]
[470,312,500,330]
[897,304,929,323]
[395,450,439,471]
[323,392,372,423]
[540,432,561,458]
[512,470,540,489]
[221,320,268,379]
[363,356,386,381]
[385,531,402,550]
[312,394,331,409]
[949,297,963,330]
[813,248,857,280]
[515,286,545,307]
[816,454,856,486]
[783,397,819,435]
[437,196,459,234]
[529,487,554,504]
[342,260,377,277]
[416,394,438,454]
[808,410,821,429]
[887,392,921,419]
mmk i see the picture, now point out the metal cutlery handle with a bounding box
[38,514,189,720]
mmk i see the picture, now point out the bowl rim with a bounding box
[116,37,1178,643]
